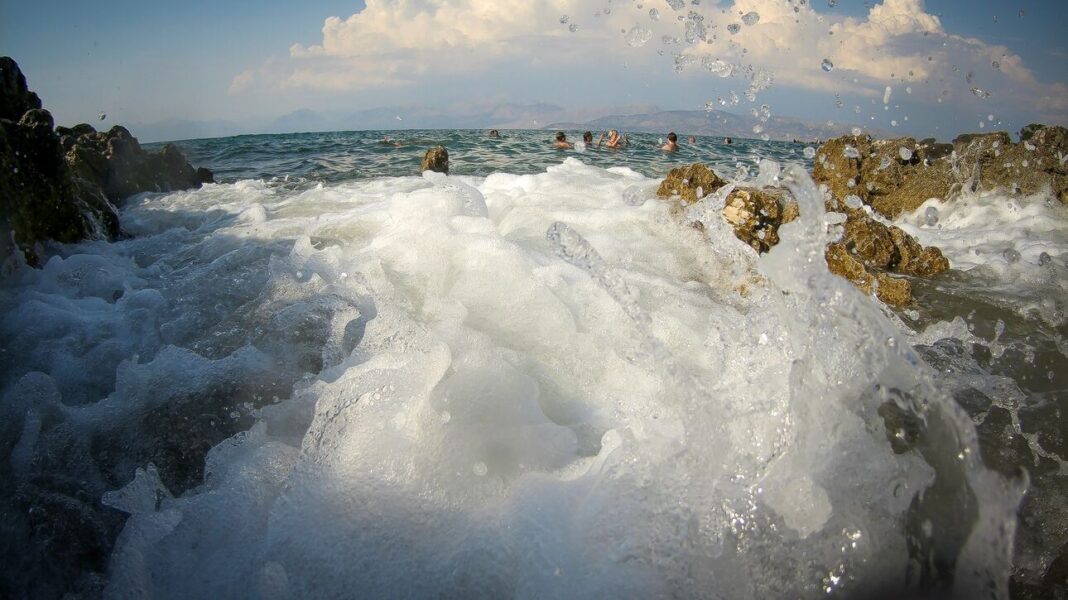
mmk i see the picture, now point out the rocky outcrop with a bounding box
[657,163,727,204]
[0,57,212,266]
[811,135,956,218]
[812,125,1068,219]
[658,163,950,306]
[421,145,449,174]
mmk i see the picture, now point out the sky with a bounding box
[2,0,1066,140]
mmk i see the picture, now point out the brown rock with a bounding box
[722,186,795,253]
[812,135,955,218]
[656,163,728,204]
[421,145,449,174]
[875,273,913,307]
[953,126,1068,203]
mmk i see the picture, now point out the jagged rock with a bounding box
[658,162,947,306]
[812,125,1068,219]
[421,145,449,174]
[656,163,728,204]
[0,56,211,265]
[812,135,956,218]
[825,242,914,306]
[952,126,1068,203]
[0,56,42,121]
[722,187,798,253]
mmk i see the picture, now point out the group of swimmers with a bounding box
[552,130,725,151]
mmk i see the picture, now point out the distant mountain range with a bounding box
[128,102,872,143]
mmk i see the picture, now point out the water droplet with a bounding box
[1038,252,1052,266]
[803,147,816,159]
[560,14,569,24]
[844,194,863,209]
[666,0,685,9]
[879,157,891,169]
[991,60,1000,70]
[899,147,913,161]
[821,58,834,72]
[971,87,991,99]
[625,25,653,47]
[569,23,579,32]
[649,8,659,20]
[473,462,488,476]
[851,126,862,136]
[883,86,893,105]
[741,11,760,26]
[828,0,838,6]
[727,23,741,34]
[924,206,939,226]
[98,112,106,121]
[1002,248,1021,263]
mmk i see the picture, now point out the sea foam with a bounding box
[0,159,1021,598]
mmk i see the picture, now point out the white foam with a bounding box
[896,190,1068,326]
[0,160,1019,598]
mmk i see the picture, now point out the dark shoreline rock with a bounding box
[421,145,449,174]
[0,56,212,266]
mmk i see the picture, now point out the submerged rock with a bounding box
[421,145,449,174]
[0,56,212,265]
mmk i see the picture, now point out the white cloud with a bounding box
[230,0,1066,126]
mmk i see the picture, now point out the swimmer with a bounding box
[488,129,500,138]
[724,137,733,145]
[688,135,697,144]
[583,131,594,144]
[379,136,403,147]
[661,132,679,152]
[554,131,574,149]
[598,129,627,148]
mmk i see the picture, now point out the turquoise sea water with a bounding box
[156,129,810,183]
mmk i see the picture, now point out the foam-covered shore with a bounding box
[3,158,1042,598]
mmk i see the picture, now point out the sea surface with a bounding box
[1,129,1065,599]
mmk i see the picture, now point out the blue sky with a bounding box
[2,0,1065,139]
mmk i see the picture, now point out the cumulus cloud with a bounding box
[230,0,1066,126]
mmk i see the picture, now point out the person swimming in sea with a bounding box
[688,135,697,144]
[661,132,679,152]
[379,136,403,147]
[554,131,574,149]
[488,129,500,138]
[598,129,627,148]
[724,137,733,145]
[583,131,593,144]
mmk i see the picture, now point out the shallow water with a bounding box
[2,131,1065,599]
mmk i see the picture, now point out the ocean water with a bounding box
[1,130,1065,599]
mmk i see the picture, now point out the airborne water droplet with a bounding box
[843,146,861,159]
[821,58,834,72]
[625,25,653,47]
[569,23,579,32]
[899,147,913,161]
[803,147,816,159]
[727,23,741,34]
[560,14,569,24]
[741,11,760,26]
[924,206,939,226]
[649,8,660,20]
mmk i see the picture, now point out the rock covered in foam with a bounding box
[660,163,947,306]
[420,145,449,174]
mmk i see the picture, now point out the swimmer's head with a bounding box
[555,131,567,142]
[583,131,593,143]
[667,132,677,143]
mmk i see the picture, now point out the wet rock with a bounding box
[421,145,449,174]
[0,56,42,121]
[824,242,914,306]
[722,186,797,253]
[0,57,212,264]
[656,163,728,204]
[812,125,1068,218]
[812,135,955,218]
[953,126,1068,203]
